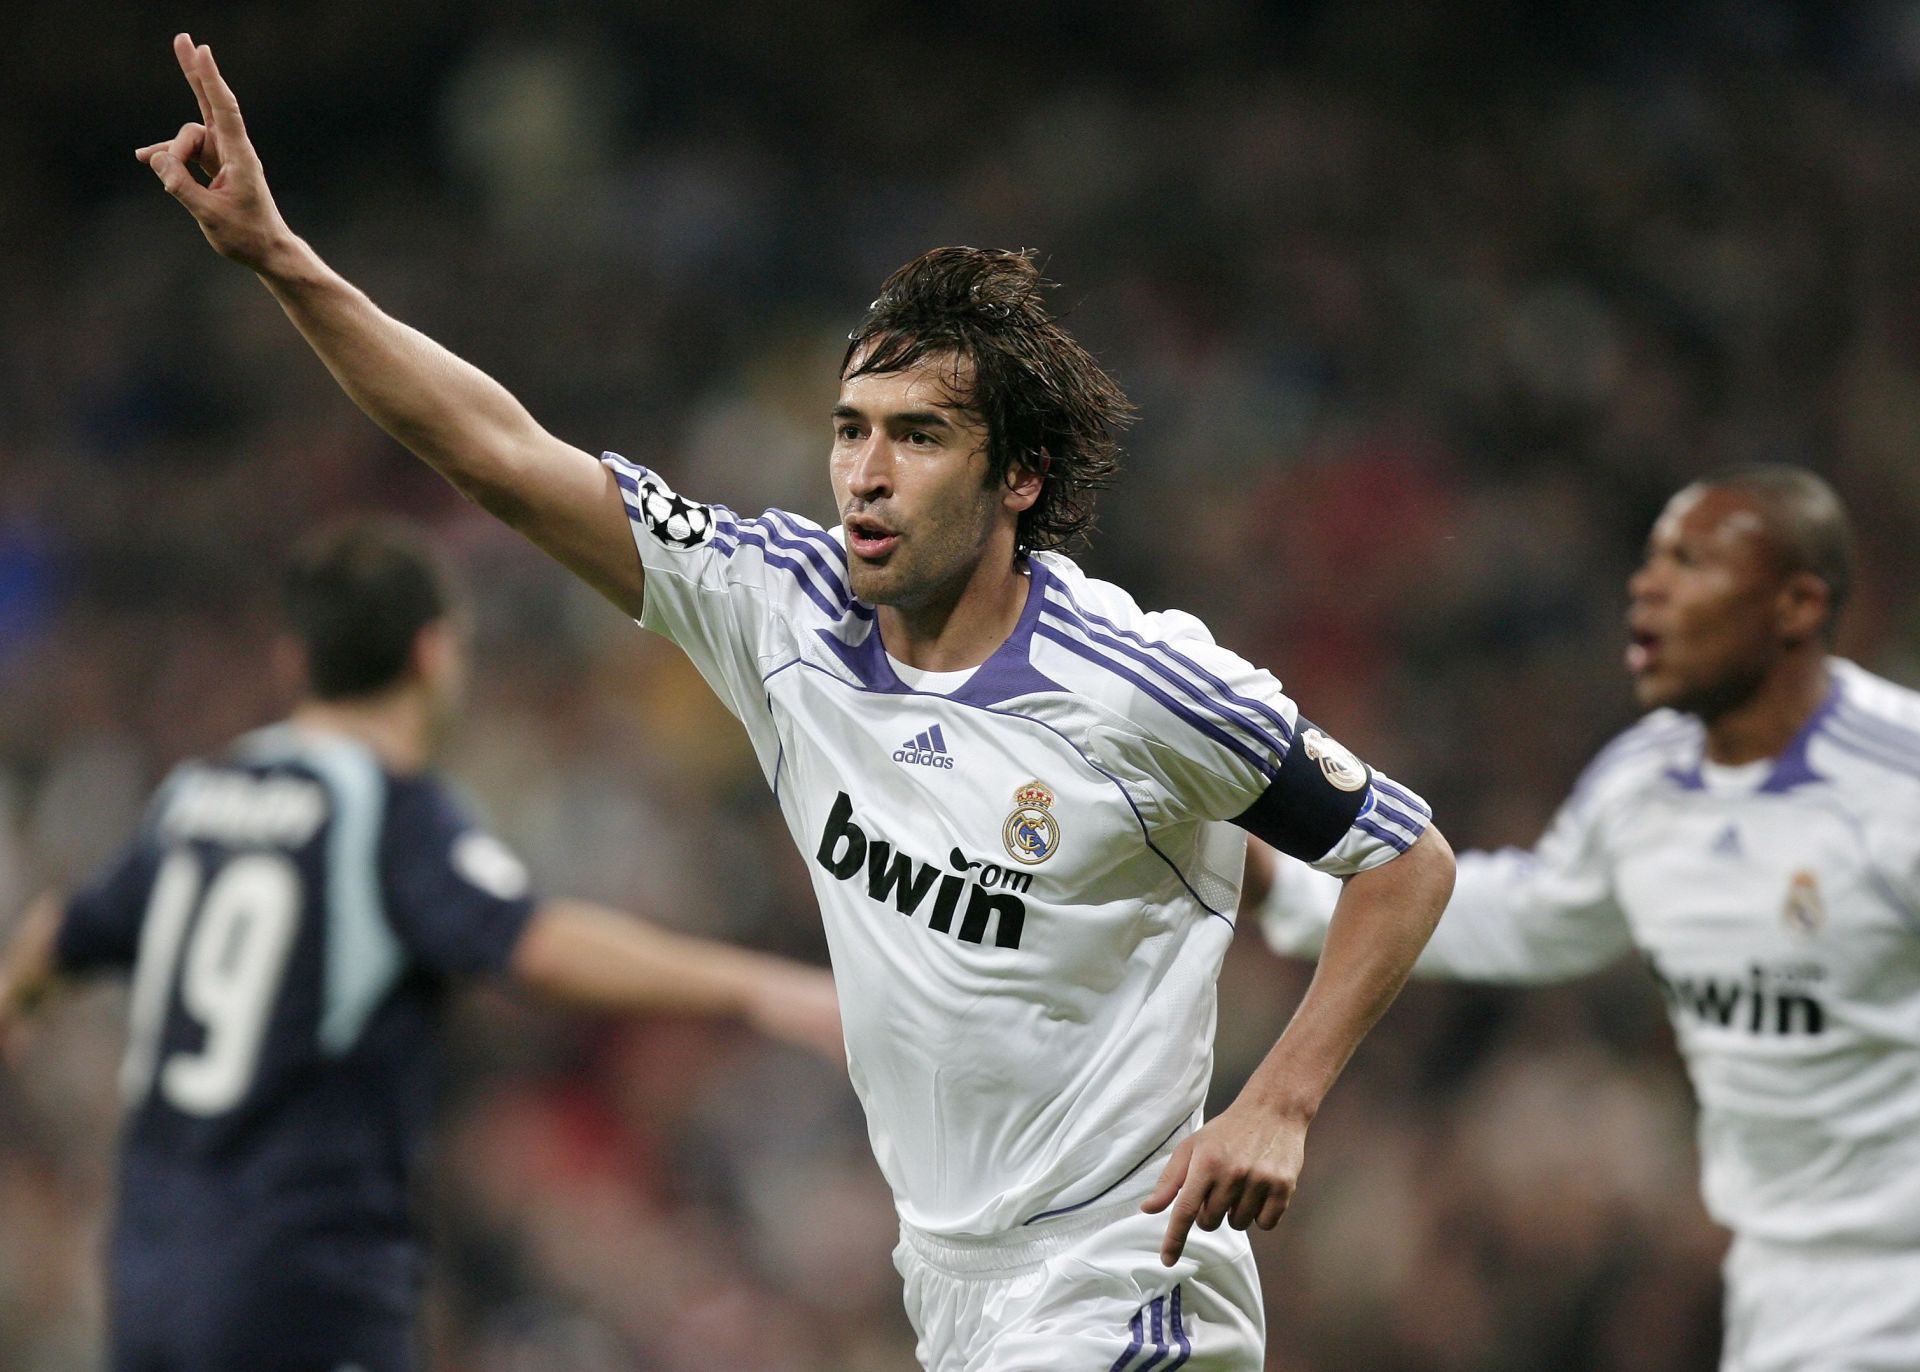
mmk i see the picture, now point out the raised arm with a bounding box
[136,34,643,615]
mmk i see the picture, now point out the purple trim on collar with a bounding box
[1664,676,1839,794]
[1762,675,1840,793]
[953,560,1063,707]
[813,560,1062,705]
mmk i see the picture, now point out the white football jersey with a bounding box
[1260,659,1920,1246]
[604,455,1430,1236]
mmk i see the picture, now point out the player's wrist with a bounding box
[252,228,322,286]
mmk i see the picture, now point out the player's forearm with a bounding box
[0,893,66,1024]
[255,237,555,512]
[1242,827,1455,1120]
[512,899,776,1018]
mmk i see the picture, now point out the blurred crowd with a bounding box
[5,1,1920,1368]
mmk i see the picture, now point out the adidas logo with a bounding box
[893,724,955,769]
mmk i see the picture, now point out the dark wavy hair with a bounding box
[282,517,454,699]
[843,247,1133,553]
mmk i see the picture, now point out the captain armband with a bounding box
[1232,718,1373,862]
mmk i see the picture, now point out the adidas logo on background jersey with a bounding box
[894,724,955,769]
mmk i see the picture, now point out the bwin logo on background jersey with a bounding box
[894,725,955,769]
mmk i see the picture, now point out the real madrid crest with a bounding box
[1301,728,1368,793]
[1003,780,1062,865]
[1782,869,1826,937]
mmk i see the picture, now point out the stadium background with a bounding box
[5,1,1920,1368]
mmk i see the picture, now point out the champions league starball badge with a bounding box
[639,481,716,549]
[1003,780,1061,865]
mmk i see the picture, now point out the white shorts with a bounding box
[1722,1234,1920,1372]
[892,1193,1265,1372]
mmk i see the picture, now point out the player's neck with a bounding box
[1700,651,1830,767]
[878,548,1031,673]
[289,691,434,773]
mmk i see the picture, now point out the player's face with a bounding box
[1626,486,1788,718]
[830,354,1012,608]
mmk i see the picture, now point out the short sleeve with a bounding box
[1039,583,1429,875]
[56,840,162,974]
[603,454,869,725]
[1232,718,1432,877]
[380,779,537,979]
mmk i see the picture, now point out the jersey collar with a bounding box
[818,556,1063,706]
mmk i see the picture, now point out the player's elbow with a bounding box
[504,901,575,995]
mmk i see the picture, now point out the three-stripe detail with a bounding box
[605,456,872,623]
[1108,1285,1192,1372]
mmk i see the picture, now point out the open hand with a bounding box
[1140,1101,1308,1266]
[135,33,292,270]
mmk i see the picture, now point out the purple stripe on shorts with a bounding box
[1107,1311,1145,1372]
[1135,1296,1170,1372]
[1166,1285,1192,1370]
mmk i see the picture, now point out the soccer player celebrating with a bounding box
[134,35,1455,1368]
[1258,468,1920,1372]
[0,518,842,1372]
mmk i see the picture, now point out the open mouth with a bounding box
[844,514,900,561]
[1625,627,1660,673]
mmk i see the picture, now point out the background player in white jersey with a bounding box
[134,35,1455,1368]
[1257,467,1920,1372]
[0,517,840,1372]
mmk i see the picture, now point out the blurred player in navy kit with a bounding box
[0,518,842,1372]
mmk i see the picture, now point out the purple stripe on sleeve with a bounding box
[1166,1285,1192,1370]
[1050,585,1296,746]
[1372,777,1430,819]
[763,508,855,564]
[1370,797,1429,841]
[723,528,850,619]
[1107,1311,1145,1372]
[1045,591,1293,759]
[1822,722,1920,778]
[749,513,874,620]
[1355,815,1413,853]
[742,519,852,606]
[1830,707,1920,760]
[1036,624,1278,779]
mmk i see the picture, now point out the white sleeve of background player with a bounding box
[602,453,854,723]
[1063,598,1428,876]
[1259,789,1632,983]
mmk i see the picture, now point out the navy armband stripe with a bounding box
[1232,717,1373,862]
